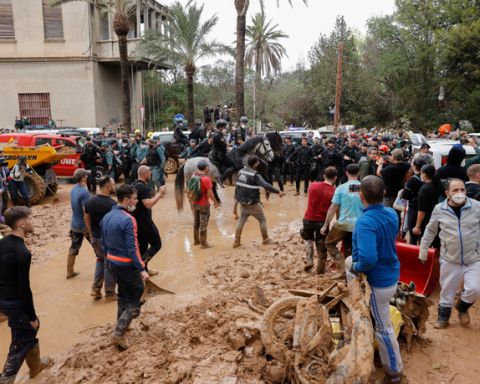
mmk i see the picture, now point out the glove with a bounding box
[418,257,426,264]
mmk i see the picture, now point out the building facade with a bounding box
[0,0,169,131]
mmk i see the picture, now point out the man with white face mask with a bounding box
[419,178,480,329]
[234,116,248,146]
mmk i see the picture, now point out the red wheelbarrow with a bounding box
[396,242,440,296]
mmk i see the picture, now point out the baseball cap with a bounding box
[328,138,336,144]
[148,138,155,143]
[420,143,431,149]
[74,168,91,180]
[391,148,403,161]
[190,139,196,143]
[197,160,209,170]
[85,136,92,141]
[101,142,108,147]
[361,142,368,147]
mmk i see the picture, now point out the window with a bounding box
[18,93,52,125]
[100,16,109,41]
[56,139,77,149]
[42,0,63,40]
[35,138,53,146]
[0,0,15,40]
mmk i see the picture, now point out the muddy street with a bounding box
[1,179,480,384]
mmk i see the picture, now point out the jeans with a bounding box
[68,229,91,257]
[192,204,210,232]
[9,180,28,201]
[91,237,116,296]
[325,227,353,257]
[107,262,144,319]
[301,219,328,251]
[295,164,310,193]
[137,220,162,270]
[235,203,268,239]
[407,205,420,245]
[345,257,403,377]
[0,300,38,377]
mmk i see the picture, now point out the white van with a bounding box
[151,131,191,142]
[422,141,478,170]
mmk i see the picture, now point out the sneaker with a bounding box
[90,289,102,299]
[147,269,159,277]
[105,294,118,303]
[294,191,300,196]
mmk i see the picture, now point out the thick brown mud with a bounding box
[1,180,480,383]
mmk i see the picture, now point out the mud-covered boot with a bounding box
[331,252,346,279]
[200,231,213,249]
[380,372,409,384]
[262,236,273,245]
[433,305,452,329]
[193,226,200,245]
[110,310,134,349]
[0,374,16,383]
[304,240,314,271]
[25,199,31,208]
[66,255,79,279]
[316,249,328,274]
[233,228,243,248]
[455,299,473,326]
[25,339,51,379]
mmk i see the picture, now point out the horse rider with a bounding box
[189,119,205,144]
[189,134,214,158]
[209,119,236,188]
[234,117,248,147]
[174,117,189,147]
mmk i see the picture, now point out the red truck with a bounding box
[0,133,120,180]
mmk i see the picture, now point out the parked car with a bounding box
[0,133,121,180]
[151,131,192,142]
[279,130,324,147]
[415,140,478,169]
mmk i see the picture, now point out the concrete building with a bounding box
[0,0,169,131]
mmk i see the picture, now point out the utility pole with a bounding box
[334,42,343,131]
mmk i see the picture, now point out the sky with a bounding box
[160,0,396,70]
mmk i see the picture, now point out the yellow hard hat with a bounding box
[147,132,153,138]
[135,129,140,134]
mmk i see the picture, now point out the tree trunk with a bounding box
[114,14,132,133]
[185,63,196,131]
[235,1,246,117]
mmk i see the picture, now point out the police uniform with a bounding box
[288,145,314,194]
[80,142,102,192]
[174,123,189,146]
[282,142,296,184]
[318,146,343,186]
[267,153,284,192]
[209,130,236,187]
[102,146,115,178]
[310,143,324,182]
[234,127,246,147]
[341,144,357,182]
[145,141,166,194]
[190,139,213,158]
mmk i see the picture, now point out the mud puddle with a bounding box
[0,179,307,380]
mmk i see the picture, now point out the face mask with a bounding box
[122,143,127,147]
[141,145,146,150]
[127,205,136,212]
[451,193,466,205]
[240,124,246,128]
[149,145,154,149]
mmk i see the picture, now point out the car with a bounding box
[151,131,192,142]
[415,140,478,170]
[279,130,325,147]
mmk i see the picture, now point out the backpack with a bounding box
[187,173,206,202]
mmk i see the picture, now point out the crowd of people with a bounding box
[3,114,480,383]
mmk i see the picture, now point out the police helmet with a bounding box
[195,119,202,125]
[240,116,248,124]
[216,119,228,129]
[177,117,184,123]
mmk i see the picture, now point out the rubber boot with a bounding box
[25,339,51,379]
[304,240,314,271]
[331,252,346,279]
[217,167,235,188]
[66,255,79,279]
[110,310,134,349]
[433,305,452,329]
[193,226,200,245]
[233,228,243,248]
[25,199,31,208]
[316,249,328,274]
[0,374,16,383]
[200,231,213,249]
[455,299,473,326]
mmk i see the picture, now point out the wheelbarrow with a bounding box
[396,241,440,296]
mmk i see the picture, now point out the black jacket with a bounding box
[282,143,296,161]
[288,146,314,165]
[174,125,187,141]
[466,182,480,201]
[190,140,212,157]
[321,147,343,168]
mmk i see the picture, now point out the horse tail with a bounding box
[175,163,186,212]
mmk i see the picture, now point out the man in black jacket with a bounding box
[310,137,324,182]
[355,142,368,163]
[288,138,314,196]
[80,137,102,194]
[282,136,296,185]
[318,138,344,186]
[466,164,480,200]
[173,118,189,146]
[189,134,214,158]
[209,120,236,188]
[0,207,51,383]
[341,138,357,182]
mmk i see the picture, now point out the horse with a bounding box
[174,132,283,215]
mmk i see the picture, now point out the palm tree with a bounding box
[50,0,136,132]
[245,12,289,78]
[136,1,228,131]
[234,0,307,117]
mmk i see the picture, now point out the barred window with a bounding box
[0,0,15,40]
[19,93,52,125]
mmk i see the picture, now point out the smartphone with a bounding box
[349,184,361,193]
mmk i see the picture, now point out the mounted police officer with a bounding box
[282,135,296,185]
[189,134,214,158]
[173,117,189,147]
[145,138,166,195]
[234,116,248,147]
[101,142,115,178]
[80,137,102,194]
[209,119,236,188]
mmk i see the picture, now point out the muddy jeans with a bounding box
[69,229,91,257]
[236,203,268,239]
[438,258,480,308]
[301,219,328,253]
[91,237,116,296]
[325,227,353,257]
[107,262,144,320]
[0,300,38,377]
[192,204,210,242]
[345,257,403,376]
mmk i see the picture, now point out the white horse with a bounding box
[174,132,283,214]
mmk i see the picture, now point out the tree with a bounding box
[234,0,307,118]
[50,0,136,132]
[136,1,228,130]
[245,12,289,78]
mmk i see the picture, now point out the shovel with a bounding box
[140,280,175,303]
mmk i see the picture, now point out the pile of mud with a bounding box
[41,221,341,384]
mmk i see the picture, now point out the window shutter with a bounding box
[43,0,63,40]
[0,0,15,40]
